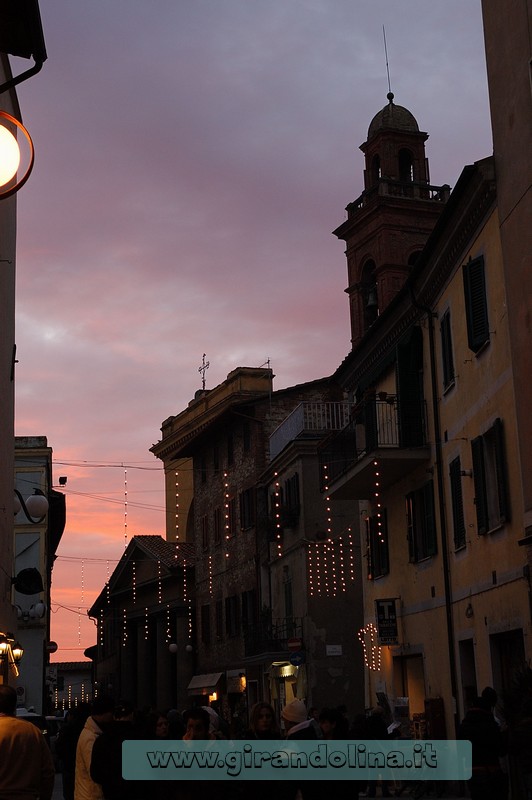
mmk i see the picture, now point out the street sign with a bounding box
[287,637,302,651]
[375,598,399,645]
[289,651,305,666]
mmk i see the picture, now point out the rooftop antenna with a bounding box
[383,25,393,99]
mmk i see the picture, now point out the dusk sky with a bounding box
[11,0,493,660]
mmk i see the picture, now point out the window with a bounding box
[398,148,414,182]
[215,599,223,639]
[241,589,256,630]
[201,604,211,644]
[227,433,234,467]
[201,514,208,551]
[463,256,489,352]
[225,595,240,637]
[213,506,222,546]
[243,421,251,453]
[471,418,510,534]
[406,481,437,562]
[440,309,455,389]
[239,488,255,530]
[283,569,293,618]
[449,457,466,549]
[282,473,300,528]
[367,509,390,578]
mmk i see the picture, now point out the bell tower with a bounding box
[334,92,450,347]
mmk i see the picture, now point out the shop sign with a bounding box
[375,598,399,645]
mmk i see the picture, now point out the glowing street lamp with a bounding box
[0,111,34,198]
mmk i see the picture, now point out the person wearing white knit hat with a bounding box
[281,699,319,740]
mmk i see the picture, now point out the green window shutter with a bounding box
[449,457,466,548]
[440,311,455,387]
[493,417,510,524]
[406,493,415,562]
[463,256,489,352]
[423,481,437,556]
[471,435,488,534]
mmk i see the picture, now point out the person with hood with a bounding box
[458,695,508,800]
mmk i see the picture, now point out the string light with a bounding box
[157,561,162,605]
[273,474,282,557]
[99,608,104,649]
[132,562,136,605]
[81,560,85,607]
[373,460,384,541]
[144,607,149,641]
[307,526,357,597]
[208,554,213,597]
[358,623,382,671]
[106,561,110,604]
[124,467,128,549]
[175,469,180,542]
[122,608,127,647]
[78,608,81,645]
[223,472,231,559]
[166,603,171,643]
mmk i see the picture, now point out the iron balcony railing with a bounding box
[270,402,353,460]
[319,396,427,486]
[243,617,303,658]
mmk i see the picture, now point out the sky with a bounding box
[11,0,493,661]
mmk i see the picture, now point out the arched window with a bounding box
[361,260,378,330]
[399,148,414,182]
[408,250,422,267]
[371,154,381,184]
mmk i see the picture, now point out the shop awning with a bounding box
[187,672,223,695]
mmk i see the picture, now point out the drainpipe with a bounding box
[410,286,459,735]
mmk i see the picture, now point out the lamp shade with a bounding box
[25,492,49,519]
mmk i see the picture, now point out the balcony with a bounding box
[319,396,430,499]
[346,180,450,219]
[243,617,303,659]
[270,402,352,460]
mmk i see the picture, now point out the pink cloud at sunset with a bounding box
[9,0,493,659]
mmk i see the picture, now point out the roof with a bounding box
[133,535,195,568]
[368,93,419,139]
[51,662,92,672]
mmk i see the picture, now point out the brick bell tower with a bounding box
[334,92,450,348]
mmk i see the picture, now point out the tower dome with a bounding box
[367,92,419,140]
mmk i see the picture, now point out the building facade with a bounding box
[89,535,195,712]
[0,54,20,684]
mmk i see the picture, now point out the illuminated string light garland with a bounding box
[166,603,171,644]
[157,561,162,605]
[358,623,382,671]
[99,608,104,649]
[223,472,230,559]
[373,460,384,541]
[122,608,127,647]
[208,554,213,597]
[124,467,128,549]
[273,474,282,557]
[144,607,149,641]
[175,469,180,543]
[106,561,110,604]
[132,562,136,605]
[307,526,357,597]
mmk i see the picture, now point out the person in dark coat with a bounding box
[54,703,91,800]
[90,700,144,800]
[364,707,391,798]
[458,695,508,800]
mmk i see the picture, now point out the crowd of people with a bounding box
[1,683,531,800]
